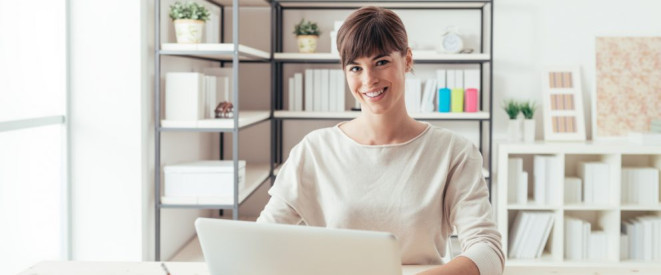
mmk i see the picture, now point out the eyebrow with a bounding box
[346,54,390,66]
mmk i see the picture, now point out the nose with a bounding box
[361,68,379,87]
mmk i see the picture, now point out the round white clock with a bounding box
[440,27,464,54]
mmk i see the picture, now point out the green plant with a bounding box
[169,1,210,21]
[502,100,520,119]
[520,101,536,119]
[293,19,321,36]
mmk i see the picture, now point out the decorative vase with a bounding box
[174,19,204,43]
[508,119,522,142]
[297,35,318,53]
[523,119,535,142]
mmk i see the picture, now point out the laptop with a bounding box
[195,218,403,275]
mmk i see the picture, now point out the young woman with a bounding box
[257,6,504,275]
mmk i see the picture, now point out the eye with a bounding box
[348,66,361,72]
[376,60,389,66]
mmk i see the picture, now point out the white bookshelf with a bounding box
[273,52,490,62]
[497,141,661,266]
[161,163,270,207]
[161,43,270,61]
[161,111,270,131]
[274,110,489,120]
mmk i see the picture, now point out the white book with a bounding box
[582,220,591,260]
[314,70,323,111]
[518,213,538,258]
[564,177,582,204]
[455,70,464,89]
[588,231,607,260]
[621,233,629,260]
[512,212,533,258]
[294,73,303,111]
[621,169,630,204]
[165,72,204,121]
[508,158,523,203]
[578,162,593,204]
[305,69,314,111]
[447,70,456,89]
[535,213,554,258]
[533,156,547,205]
[337,70,346,111]
[545,156,561,205]
[623,221,635,260]
[594,163,610,204]
[518,171,529,204]
[436,69,446,90]
[205,75,219,119]
[463,68,480,90]
[202,68,234,102]
[638,217,655,260]
[565,217,582,260]
[288,77,295,111]
[508,211,525,258]
[329,70,338,112]
[320,69,330,112]
[421,79,436,113]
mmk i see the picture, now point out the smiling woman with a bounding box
[257,6,504,275]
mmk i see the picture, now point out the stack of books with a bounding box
[507,158,528,204]
[621,167,660,205]
[293,69,345,112]
[508,211,554,259]
[164,70,232,124]
[621,216,661,261]
[533,156,561,205]
[565,217,607,260]
[578,162,611,204]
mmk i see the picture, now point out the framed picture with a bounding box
[594,37,661,140]
[541,66,587,141]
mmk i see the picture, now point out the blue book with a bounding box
[438,88,451,112]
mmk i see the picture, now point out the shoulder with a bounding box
[425,125,481,159]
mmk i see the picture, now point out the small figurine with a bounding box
[214,101,234,118]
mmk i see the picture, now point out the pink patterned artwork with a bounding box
[595,37,661,138]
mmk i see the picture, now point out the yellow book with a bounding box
[451,88,464,112]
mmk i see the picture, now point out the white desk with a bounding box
[19,261,661,275]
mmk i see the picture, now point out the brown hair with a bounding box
[336,6,409,68]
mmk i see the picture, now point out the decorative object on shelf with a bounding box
[594,37,661,140]
[439,26,464,54]
[541,66,586,141]
[169,1,211,43]
[330,21,343,54]
[293,18,321,53]
[503,99,522,142]
[520,101,537,142]
[214,101,234,118]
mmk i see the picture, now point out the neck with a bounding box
[355,105,422,145]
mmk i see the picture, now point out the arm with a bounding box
[424,144,505,275]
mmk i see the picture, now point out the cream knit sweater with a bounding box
[257,123,504,275]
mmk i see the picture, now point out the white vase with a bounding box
[174,19,204,43]
[297,35,318,53]
[523,119,535,142]
[508,119,522,142]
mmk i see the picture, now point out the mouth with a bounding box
[362,87,388,99]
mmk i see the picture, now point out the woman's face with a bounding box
[344,49,412,115]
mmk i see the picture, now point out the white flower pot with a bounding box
[508,119,522,142]
[297,35,318,53]
[174,19,204,43]
[523,119,536,142]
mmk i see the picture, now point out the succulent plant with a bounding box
[293,19,321,36]
[169,1,210,21]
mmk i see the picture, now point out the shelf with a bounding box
[620,204,661,211]
[160,111,270,132]
[507,203,560,210]
[160,43,270,61]
[160,163,271,209]
[276,1,491,9]
[563,204,618,210]
[273,111,489,120]
[273,52,490,63]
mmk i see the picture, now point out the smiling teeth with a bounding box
[365,89,384,98]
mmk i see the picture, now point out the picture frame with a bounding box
[593,37,661,140]
[541,66,587,141]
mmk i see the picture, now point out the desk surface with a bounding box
[19,261,661,275]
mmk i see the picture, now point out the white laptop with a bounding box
[195,218,403,275]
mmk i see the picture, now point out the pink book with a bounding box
[465,88,478,112]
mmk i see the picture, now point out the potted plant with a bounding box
[503,100,522,142]
[293,19,321,53]
[520,101,537,142]
[169,1,210,43]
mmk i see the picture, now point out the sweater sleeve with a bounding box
[444,144,504,275]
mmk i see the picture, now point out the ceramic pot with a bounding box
[297,35,318,53]
[174,19,204,43]
[523,119,535,142]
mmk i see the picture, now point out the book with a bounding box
[450,88,464,112]
[314,69,323,111]
[320,69,330,112]
[533,156,547,205]
[329,70,338,112]
[305,69,314,111]
[508,158,523,203]
[294,73,303,111]
[564,177,582,204]
[288,77,295,111]
[337,70,346,111]
[436,69,446,90]
[165,72,205,121]
[438,88,451,112]
[421,79,436,113]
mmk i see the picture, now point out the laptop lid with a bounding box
[195,218,402,275]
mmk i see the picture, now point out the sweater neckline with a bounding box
[334,121,432,148]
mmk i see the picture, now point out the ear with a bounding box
[405,47,413,72]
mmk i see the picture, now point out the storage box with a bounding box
[164,160,246,199]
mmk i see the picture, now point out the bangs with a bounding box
[337,7,408,68]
